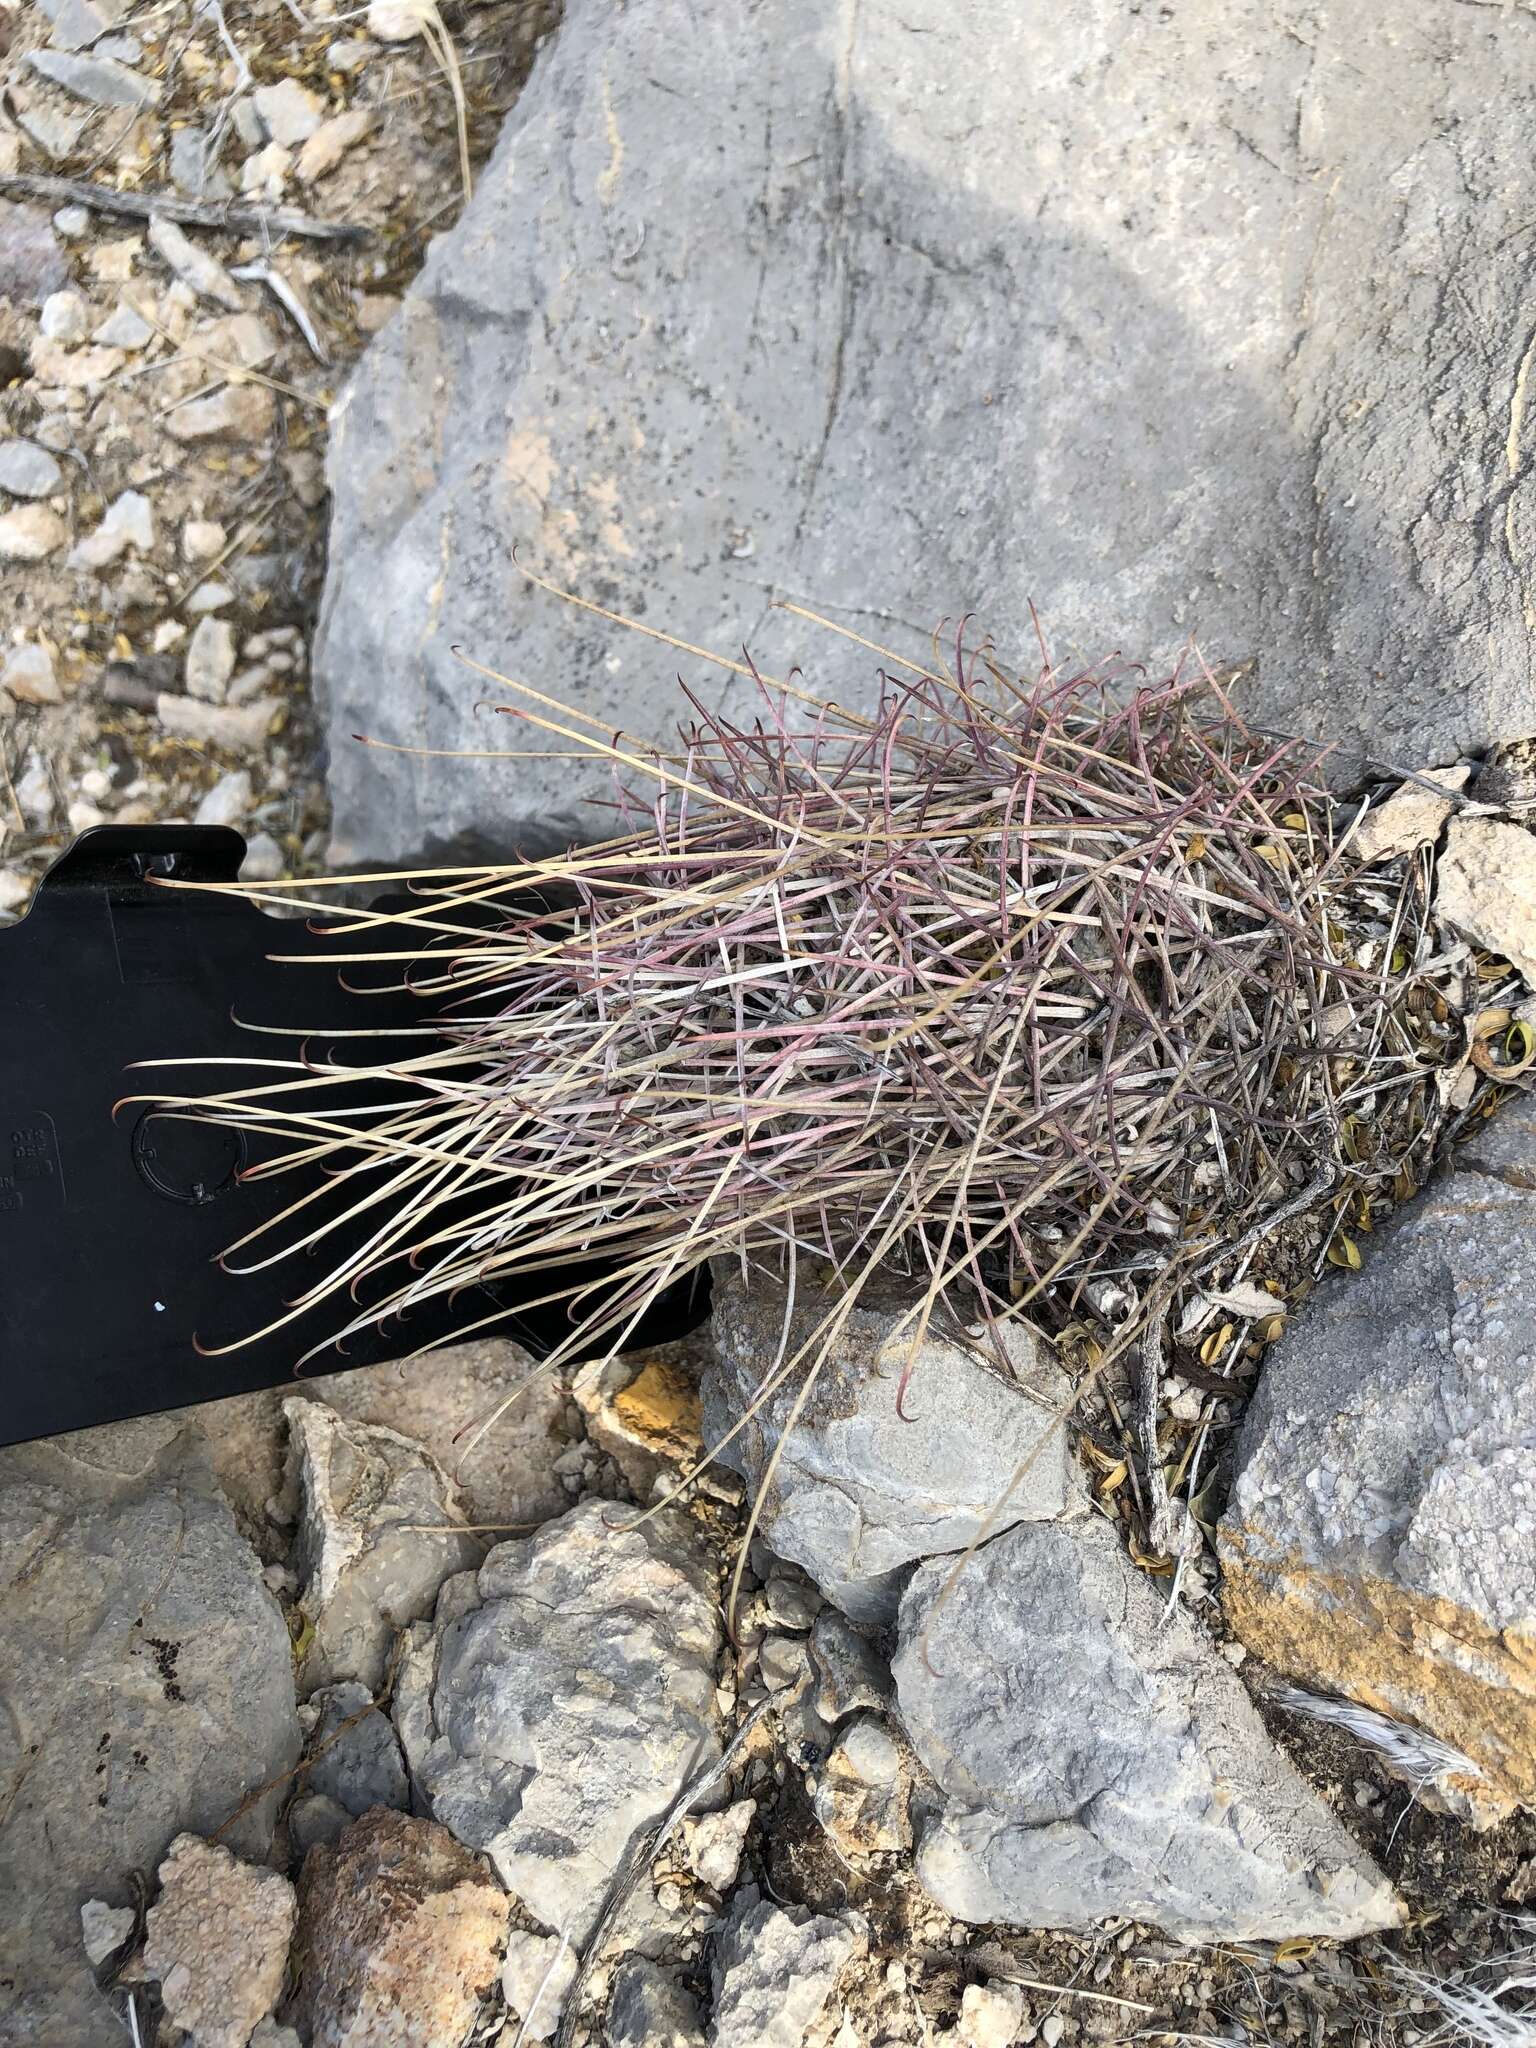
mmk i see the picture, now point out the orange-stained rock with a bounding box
[293,1810,507,2048]
[1220,1105,1536,1824]
[1221,1543,1536,1822]
[612,1360,704,1461]
[574,1353,706,1493]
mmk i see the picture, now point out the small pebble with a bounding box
[296,106,374,183]
[368,0,424,40]
[682,1798,754,1893]
[326,36,376,70]
[0,871,30,916]
[26,47,160,112]
[20,103,85,159]
[194,767,252,828]
[187,579,234,614]
[39,289,89,344]
[185,616,238,702]
[762,1575,822,1632]
[253,77,324,145]
[500,1930,579,2043]
[15,762,54,825]
[182,518,227,562]
[153,620,188,654]
[1,643,61,705]
[157,691,278,751]
[0,505,67,561]
[67,489,154,570]
[169,125,229,199]
[959,1982,1027,2048]
[1041,2018,1067,2048]
[52,205,91,239]
[87,235,138,285]
[79,1899,134,1967]
[240,832,284,883]
[147,215,242,313]
[67,800,104,833]
[92,301,153,350]
[758,1632,811,1693]
[0,439,64,499]
[79,768,111,801]
[231,97,266,149]
[241,141,293,200]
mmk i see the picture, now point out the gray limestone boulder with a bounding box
[318,0,1536,869]
[893,1516,1401,1944]
[392,1500,721,1941]
[709,1889,866,2048]
[141,1332,574,1534]
[605,1958,706,2048]
[285,1397,482,1691]
[702,1261,1074,1620]
[303,1680,409,1817]
[1220,1100,1536,1824]
[0,1430,298,2047]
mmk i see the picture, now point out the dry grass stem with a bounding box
[133,607,1515,1564]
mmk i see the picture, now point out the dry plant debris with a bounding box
[138,593,1528,1576]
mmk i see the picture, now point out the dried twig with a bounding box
[209,1673,393,1842]
[194,0,253,90]
[0,172,371,245]
[1002,1976,1156,2017]
[231,260,331,363]
[1138,1307,1173,1555]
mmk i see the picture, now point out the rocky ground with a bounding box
[0,0,556,914]
[6,3,1536,2046]
[5,1186,1536,2047]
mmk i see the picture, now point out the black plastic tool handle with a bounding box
[0,828,704,1446]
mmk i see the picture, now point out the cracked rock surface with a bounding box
[703,1261,1074,1620]
[604,1957,706,2048]
[894,1515,1402,1944]
[1220,1101,1536,1823]
[0,1428,298,2047]
[709,1888,867,2048]
[285,1396,482,1691]
[302,1679,410,1819]
[393,1500,722,1941]
[318,0,1536,869]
